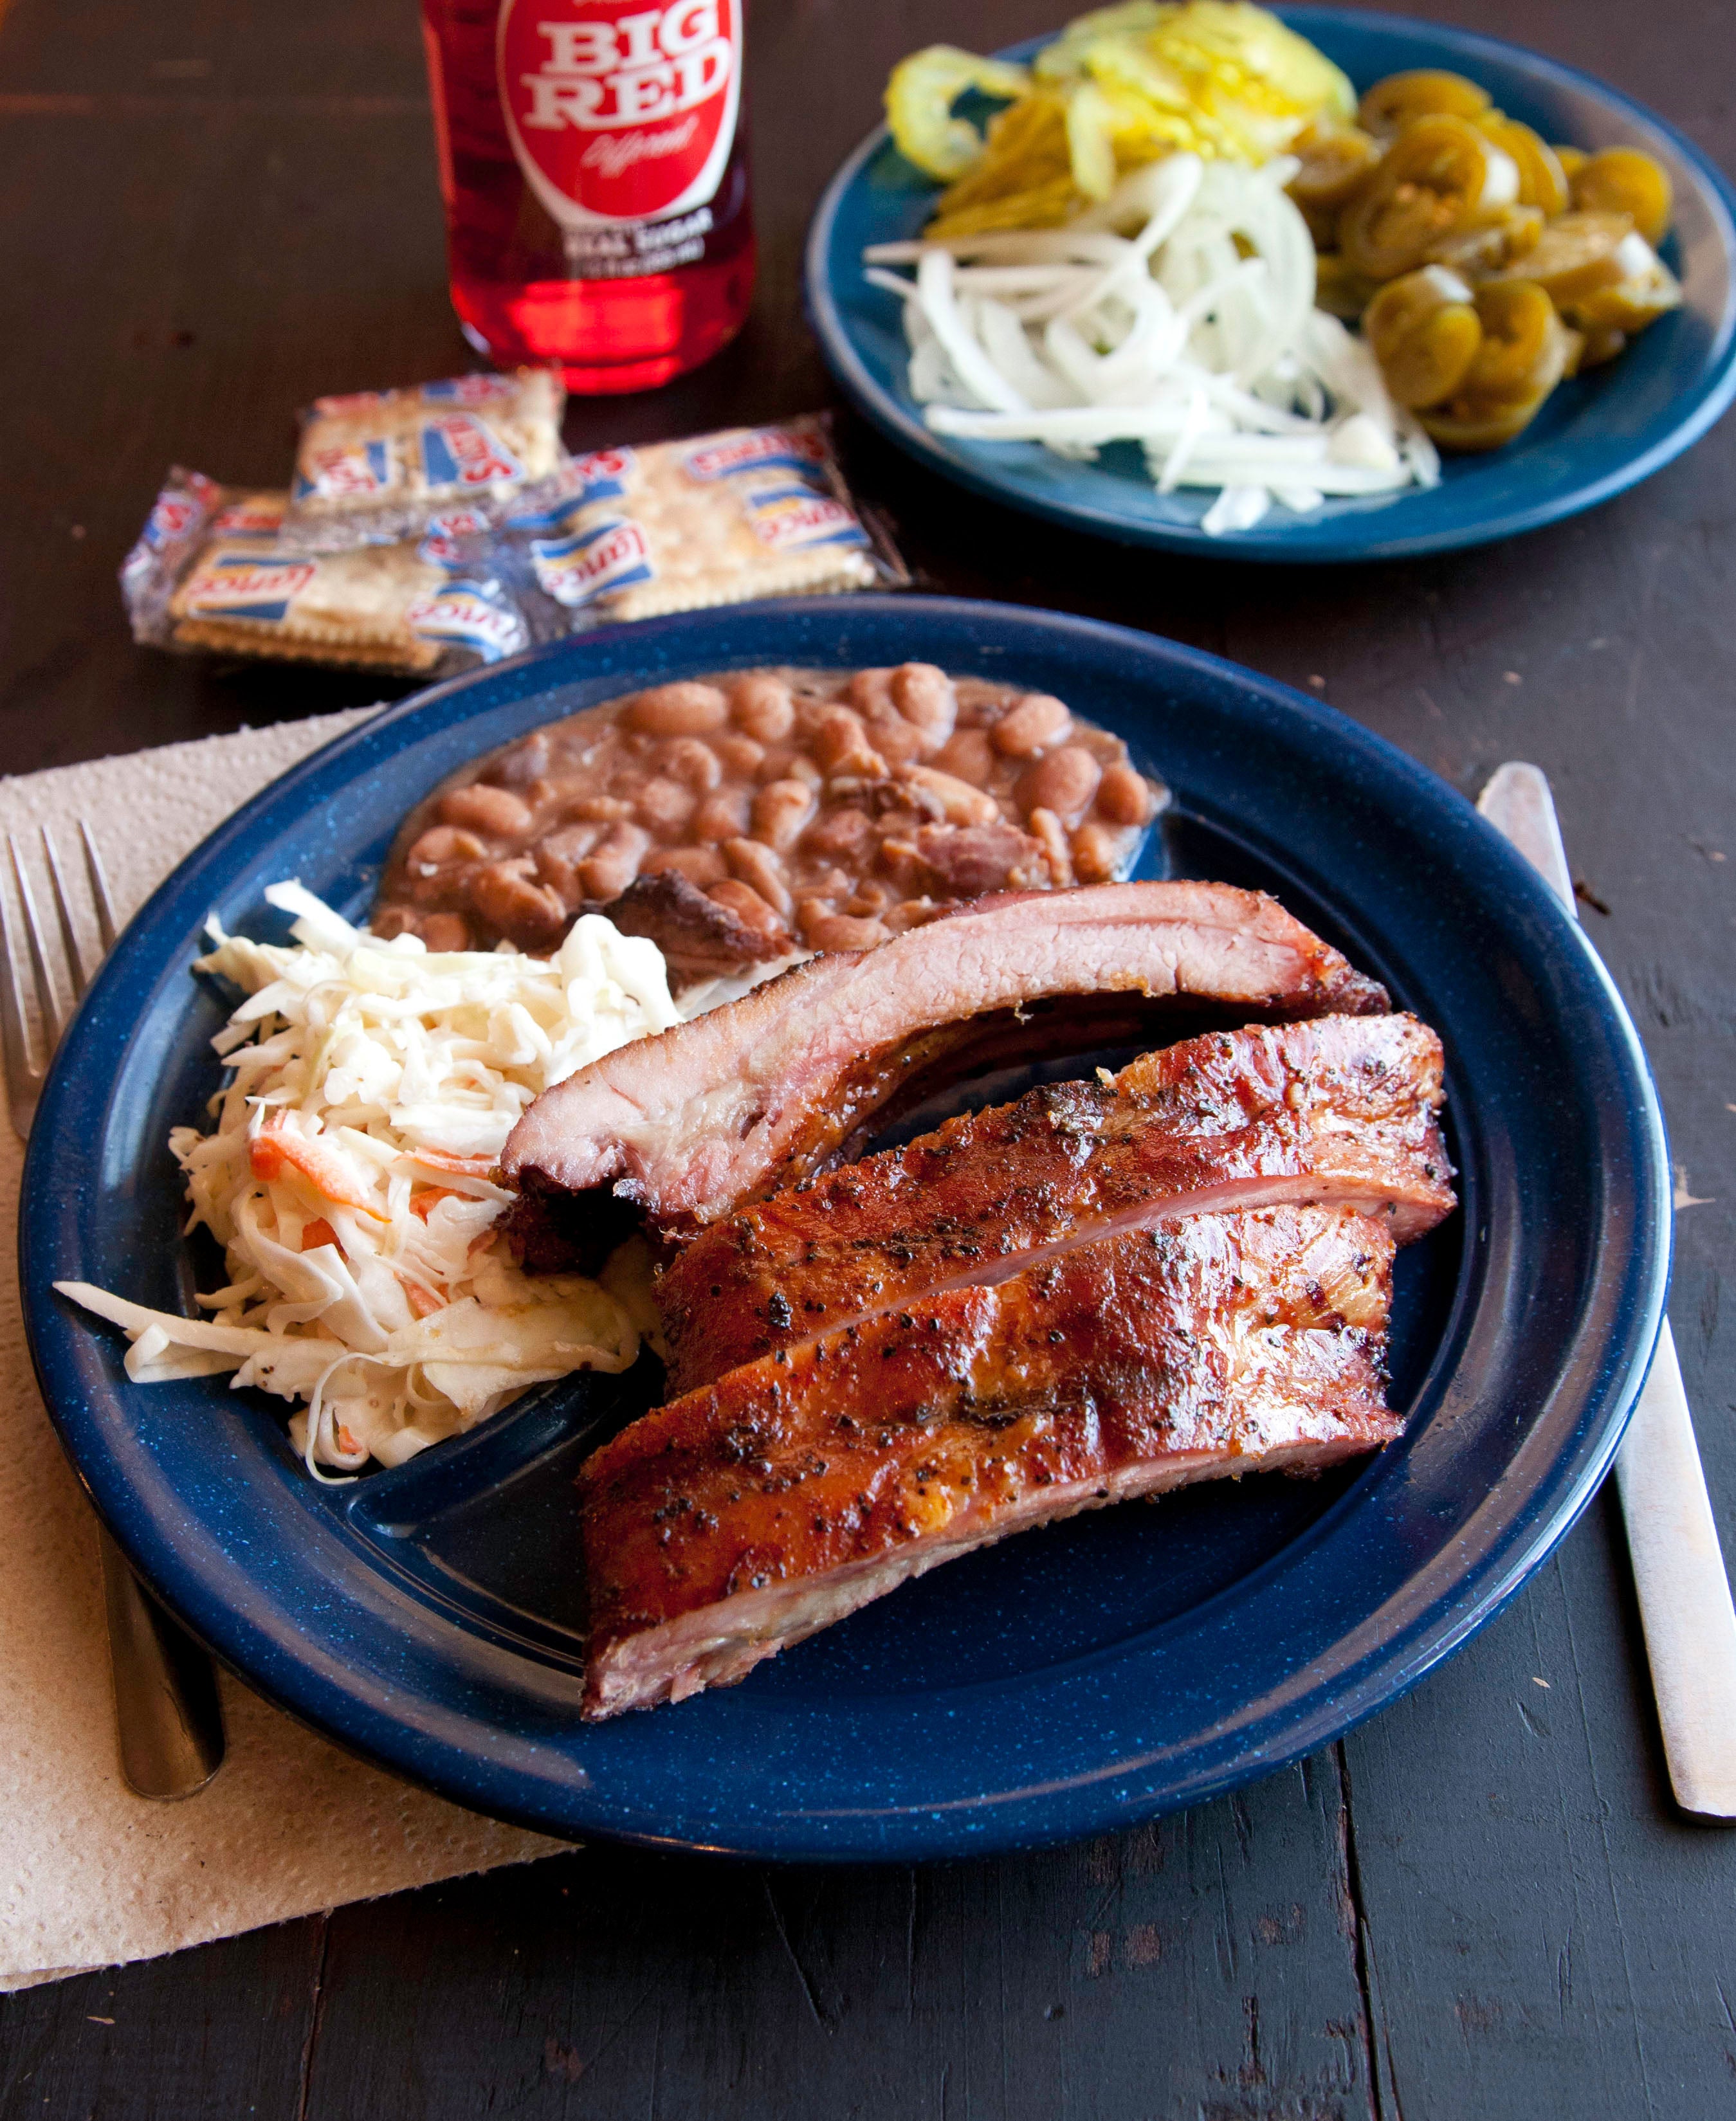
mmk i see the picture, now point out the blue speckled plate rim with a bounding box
[803,5,1736,561]
[19,597,1672,1857]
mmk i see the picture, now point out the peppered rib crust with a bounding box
[581,1206,1398,1718]
[659,1012,1452,1394]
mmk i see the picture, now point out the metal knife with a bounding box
[1479,762,1736,1819]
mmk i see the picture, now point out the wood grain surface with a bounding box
[2,0,1735,2113]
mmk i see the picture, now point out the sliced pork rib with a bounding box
[659,1013,1453,1394]
[504,882,1388,1258]
[581,1205,1398,1719]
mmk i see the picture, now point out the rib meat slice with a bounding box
[580,1205,1397,1719]
[504,881,1388,1258]
[658,1013,1452,1394]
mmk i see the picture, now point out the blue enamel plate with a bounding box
[21,599,1668,1857]
[805,6,1736,561]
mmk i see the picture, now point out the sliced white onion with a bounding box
[1201,486,1272,535]
[868,154,1430,533]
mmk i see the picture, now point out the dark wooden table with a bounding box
[4,0,1735,2111]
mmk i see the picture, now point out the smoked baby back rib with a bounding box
[659,1012,1454,1394]
[503,880,1389,1255]
[580,1205,1399,1720]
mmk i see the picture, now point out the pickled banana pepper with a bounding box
[1296,65,1680,451]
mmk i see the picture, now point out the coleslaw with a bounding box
[58,882,679,1479]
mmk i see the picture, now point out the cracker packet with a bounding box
[280,369,567,551]
[486,415,908,628]
[121,469,533,676]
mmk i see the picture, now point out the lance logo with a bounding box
[530,514,655,606]
[497,0,741,228]
[407,585,528,660]
[419,414,525,489]
[420,374,522,405]
[419,506,491,569]
[747,493,870,554]
[142,472,222,551]
[184,556,319,623]
[296,440,393,500]
[684,427,828,483]
[211,498,287,540]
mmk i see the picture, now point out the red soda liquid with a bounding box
[421,0,756,394]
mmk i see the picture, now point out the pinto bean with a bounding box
[803,806,875,864]
[708,878,791,947]
[561,794,635,824]
[438,783,533,839]
[370,905,418,940]
[407,825,487,871]
[419,913,472,952]
[628,682,729,736]
[714,734,765,778]
[534,842,584,910]
[802,906,891,952]
[902,764,1001,827]
[724,837,793,918]
[758,745,821,787]
[931,729,994,787]
[489,732,550,787]
[693,787,751,841]
[882,897,941,934]
[876,835,922,891]
[1018,745,1101,822]
[1070,819,1120,884]
[1025,807,1075,888]
[659,736,722,792]
[729,673,795,742]
[536,820,607,905]
[846,668,896,719]
[579,822,650,901]
[862,714,926,767]
[752,778,817,851]
[636,776,697,835]
[1095,761,1153,826]
[541,821,605,863]
[642,845,729,888]
[890,663,957,745]
[813,707,886,778]
[408,868,462,910]
[991,693,1070,758]
[469,862,567,947]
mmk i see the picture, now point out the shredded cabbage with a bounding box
[866,154,1439,533]
[57,883,682,1480]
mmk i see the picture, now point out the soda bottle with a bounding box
[420,0,756,394]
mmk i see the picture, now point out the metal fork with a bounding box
[3,823,226,1799]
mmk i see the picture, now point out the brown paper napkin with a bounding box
[0,711,567,1993]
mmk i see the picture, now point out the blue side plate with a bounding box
[20,598,1670,1857]
[805,6,1736,560]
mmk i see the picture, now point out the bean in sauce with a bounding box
[373,666,1165,987]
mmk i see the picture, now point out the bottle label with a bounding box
[497,0,741,233]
